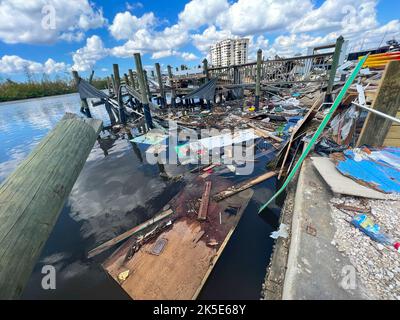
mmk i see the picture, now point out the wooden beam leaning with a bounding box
[357,60,400,146]
[87,209,173,259]
[72,70,92,118]
[0,113,102,299]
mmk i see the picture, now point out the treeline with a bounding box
[0,77,108,102]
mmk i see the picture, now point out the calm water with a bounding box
[0,93,281,300]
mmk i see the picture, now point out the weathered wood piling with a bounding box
[167,65,176,107]
[113,64,126,124]
[72,70,92,118]
[255,49,262,111]
[155,63,166,108]
[0,113,102,299]
[134,53,154,129]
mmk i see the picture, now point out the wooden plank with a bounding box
[277,93,323,179]
[247,123,283,142]
[357,61,400,146]
[0,113,102,299]
[385,126,400,139]
[198,181,212,220]
[213,171,277,201]
[87,209,173,259]
[103,178,253,300]
[383,138,400,147]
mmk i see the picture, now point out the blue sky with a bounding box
[0,0,399,81]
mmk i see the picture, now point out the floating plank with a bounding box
[198,181,212,220]
[213,171,277,201]
[0,113,102,299]
[103,176,253,300]
[87,209,173,258]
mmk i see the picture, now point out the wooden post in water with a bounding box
[155,63,166,108]
[72,70,92,118]
[255,49,262,111]
[134,53,154,129]
[0,113,102,299]
[167,65,176,108]
[89,70,95,84]
[111,74,117,95]
[106,76,113,95]
[326,36,344,99]
[144,70,152,102]
[128,69,136,88]
[113,64,126,124]
[124,73,130,86]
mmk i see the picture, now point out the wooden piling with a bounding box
[144,70,152,102]
[128,69,136,88]
[155,63,166,108]
[0,113,102,299]
[89,70,95,84]
[113,64,126,124]
[167,65,176,108]
[326,36,344,98]
[134,53,154,129]
[72,70,92,118]
[357,60,400,146]
[255,49,262,111]
[123,73,130,86]
[203,58,209,82]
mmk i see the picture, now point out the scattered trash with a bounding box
[270,223,289,239]
[351,214,393,245]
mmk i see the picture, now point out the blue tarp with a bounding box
[336,147,400,193]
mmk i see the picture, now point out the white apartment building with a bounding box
[210,38,249,67]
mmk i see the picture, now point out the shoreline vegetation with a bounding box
[0,77,107,103]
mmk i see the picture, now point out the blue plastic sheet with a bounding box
[336,147,400,193]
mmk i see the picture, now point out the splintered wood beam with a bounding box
[213,171,277,201]
[87,209,173,259]
[198,181,212,220]
[357,60,400,146]
[0,113,102,299]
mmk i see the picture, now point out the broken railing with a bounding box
[208,52,334,86]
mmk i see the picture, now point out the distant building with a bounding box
[210,38,249,67]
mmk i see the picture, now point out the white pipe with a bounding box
[351,101,400,125]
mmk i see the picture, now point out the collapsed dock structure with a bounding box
[1,34,400,300]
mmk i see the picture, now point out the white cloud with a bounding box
[178,0,229,29]
[72,35,109,72]
[0,0,106,44]
[111,24,189,58]
[192,25,233,54]
[0,55,67,74]
[181,52,199,61]
[151,50,199,61]
[109,11,156,40]
[216,0,313,36]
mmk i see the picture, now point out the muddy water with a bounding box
[0,94,281,300]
